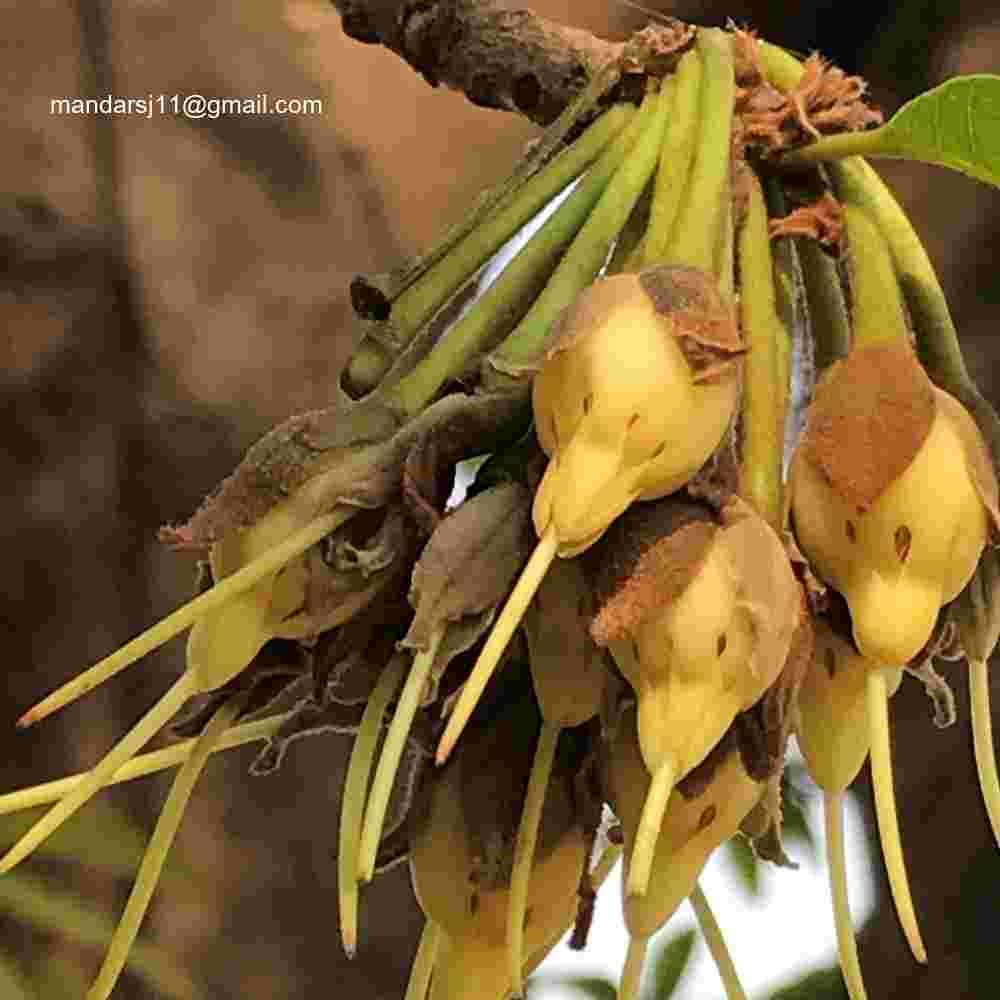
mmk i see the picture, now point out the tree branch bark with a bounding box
[330,0,625,125]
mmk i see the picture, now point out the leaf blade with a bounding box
[652,927,697,999]
[883,75,1000,187]
[0,870,200,1000]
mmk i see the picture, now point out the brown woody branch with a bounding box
[329,0,623,125]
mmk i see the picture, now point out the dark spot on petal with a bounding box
[651,441,667,459]
[895,524,912,563]
[583,393,592,416]
[825,647,837,679]
[698,804,717,831]
[627,413,640,429]
[845,519,856,543]
[717,633,727,656]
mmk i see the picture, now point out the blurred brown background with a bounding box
[3,1,1000,997]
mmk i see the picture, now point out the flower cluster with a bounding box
[3,24,1000,1000]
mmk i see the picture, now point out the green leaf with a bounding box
[651,928,696,999]
[724,835,761,897]
[878,76,1000,185]
[563,976,618,1000]
[0,869,200,999]
[768,964,848,1000]
[781,771,817,860]
[786,75,1000,189]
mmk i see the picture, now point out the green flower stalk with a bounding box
[357,630,444,884]
[404,920,443,1000]
[689,883,748,1000]
[393,91,660,415]
[798,238,851,371]
[638,47,703,266]
[338,655,408,957]
[834,171,911,348]
[796,616,907,993]
[506,556,605,994]
[488,83,673,374]
[349,57,624,321]
[88,696,244,1000]
[0,713,289,816]
[737,169,791,528]
[660,29,735,284]
[346,102,636,394]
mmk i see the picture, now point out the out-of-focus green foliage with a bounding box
[651,928,696,998]
[0,798,201,998]
[543,768,863,999]
[724,836,762,898]
[768,965,849,1000]
[533,975,617,1000]
[530,927,696,1000]
[723,765,818,899]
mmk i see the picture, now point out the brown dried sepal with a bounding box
[769,192,843,248]
[729,493,802,632]
[905,649,957,729]
[404,481,534,652]
[523,556,606,726]
[639,265,744,384]
[160,390,526,550]
[289,502,413,638]
[687,434,741,511]
[458,696,578,893]
[735,591,814,782]
[311,577,412,703]
[781,525,828,614]
[587,497,719,646]
[171,639,309,739]
[534,267,742,386]
[951,547,1000,665]
[801,342,935,512]
[539,271,639,363]
[403,391,531,538]
[739,775,796,868]
[733,30,883,155]
[620,20,696,78]
[160,396,403,549]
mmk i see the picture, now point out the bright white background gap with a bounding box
[531,781,875,998]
